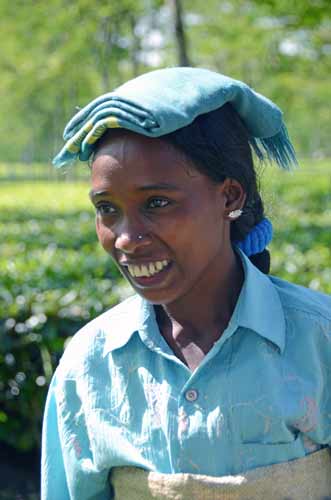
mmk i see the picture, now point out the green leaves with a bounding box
[0,181,124,451]
[262,159,331,293]
[1,0,331,162]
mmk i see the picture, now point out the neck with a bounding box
[156,248,244,344]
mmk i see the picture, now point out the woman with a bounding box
[42,68,331,499]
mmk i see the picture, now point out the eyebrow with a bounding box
[89,183,181,199]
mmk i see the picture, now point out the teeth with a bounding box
[149,263,156,274]
[127,260,169,278]
[141,265,150,277]
[133,265,142,277]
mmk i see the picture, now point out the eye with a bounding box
[95,202,117,216]
[147,197,170,209]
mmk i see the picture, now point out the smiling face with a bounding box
[90,130,241,305]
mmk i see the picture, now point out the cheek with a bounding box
[171,218,222,269]
[179,209,222,246]
[95,218,114,251]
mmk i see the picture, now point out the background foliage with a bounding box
[0,182,123,451]
[0,0,330,162]
[0,0,330,497]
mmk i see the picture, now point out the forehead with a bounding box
[91,130,201,188]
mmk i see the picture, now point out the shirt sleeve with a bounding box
[41,374,70,500]
[41,368,112,500]
[320,316,331,448]
[307,313,331,450]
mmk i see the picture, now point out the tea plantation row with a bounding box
[0,160,330,454]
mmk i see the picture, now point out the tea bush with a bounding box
[262,161,331,293]
[0,160,330,453]
[0,183,125,451]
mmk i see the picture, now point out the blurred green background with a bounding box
[0,0,330,498]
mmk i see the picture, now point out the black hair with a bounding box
[161,104,271,274]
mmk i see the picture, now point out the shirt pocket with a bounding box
[236,436,306,473]
[231,402,300,445]
[231,403,308,472]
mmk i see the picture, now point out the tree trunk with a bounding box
[129,13,140,77]
[99,16,112,92]
[170,0,191,66]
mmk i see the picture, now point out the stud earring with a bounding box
[137,235,143,240]
[228,209,243,220]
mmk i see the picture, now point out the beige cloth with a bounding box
[110,448,331,499]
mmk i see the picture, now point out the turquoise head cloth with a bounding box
[53,67,297,169]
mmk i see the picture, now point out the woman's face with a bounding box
[90,130,236,305]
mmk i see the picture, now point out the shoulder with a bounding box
[56,294,140,378]
[269,275,331,322]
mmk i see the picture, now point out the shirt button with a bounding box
[185,389,198,402]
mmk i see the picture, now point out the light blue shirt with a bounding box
[41,251,331,500]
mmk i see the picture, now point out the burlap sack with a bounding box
[110,448,331,499]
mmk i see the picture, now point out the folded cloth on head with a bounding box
[53,67,297,169]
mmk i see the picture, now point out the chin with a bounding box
[133,288,179,305]
[127,281,186,305]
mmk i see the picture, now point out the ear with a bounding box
[218,178,246,218]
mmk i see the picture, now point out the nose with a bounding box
[114,220,152,254]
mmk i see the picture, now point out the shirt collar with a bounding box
[102,294,155,357]
[230,249,286,353]
[103,250,286,356]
